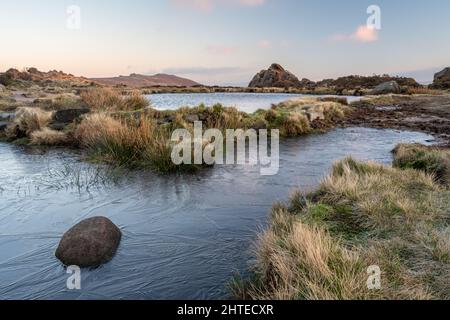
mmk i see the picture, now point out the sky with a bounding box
[0,0,449,85]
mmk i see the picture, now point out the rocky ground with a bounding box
[344,95,450,146]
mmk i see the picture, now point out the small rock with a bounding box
[371,81,401,95]
[157,114,175,125]
[0,121,12,132]
[306,111,325,122]
[184,114,200,123]
[55,217,122,268]
[53,108,90,124]
[49,122,68,131]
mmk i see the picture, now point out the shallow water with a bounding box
[147,92,361,113]
[0,127,434,300]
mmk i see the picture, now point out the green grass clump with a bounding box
[234,156,450,300]
[74,113,202,173]
[393,144,450,186]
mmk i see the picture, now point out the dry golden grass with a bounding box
[80,88,149,111]
[74,113,198,172]
[234,157,450,300]
[266,98,349,136]
[405,87,444,95]
[356,95,408,106]
[30,128,68,146]
[80,88,123,111]
[14,107,53,135]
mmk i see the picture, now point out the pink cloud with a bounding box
[259,39,271,49]
[333,25,379,43]
[171,0,265,12]
[206,45,239,55]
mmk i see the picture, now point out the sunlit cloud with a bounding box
[171,0,265,12]
[333,25,379,43]
[259,39,271,49]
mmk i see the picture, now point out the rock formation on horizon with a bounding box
[248,63,303,88]
[430,67,450,89]
[0,67,92,87]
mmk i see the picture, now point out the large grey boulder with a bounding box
[249,63,302,88]
[371,81,401,95]
[55,217,122,268]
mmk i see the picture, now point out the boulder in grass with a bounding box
[371,81,401,95]
[52,108,90,124]
[55,217,121,268]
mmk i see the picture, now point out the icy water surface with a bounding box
[0,127,434,299]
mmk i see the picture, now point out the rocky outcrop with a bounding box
[316,75,419,90]
[55,217,122,268]
[371,81,401,95]
[0,68,92,87]
[430,67,450,89]
[249,64,302,88]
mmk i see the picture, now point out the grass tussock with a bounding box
[405,87,444,95]
[266,98,350,136]
[30,128,68,146]
[75,113,199,173]
[234,156,450,300]
[80,88,149,111]
[393,144,450,186]
[148,97,349,137]
[14,107,53,135]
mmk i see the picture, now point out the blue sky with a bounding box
[1,0,449,85]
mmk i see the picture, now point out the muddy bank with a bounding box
[345,95,450,146]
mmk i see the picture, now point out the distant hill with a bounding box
[90,73,201,88]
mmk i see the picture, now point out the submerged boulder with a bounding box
[371,81,401,95]
[55,217,121,268]
[249,63,302,88]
